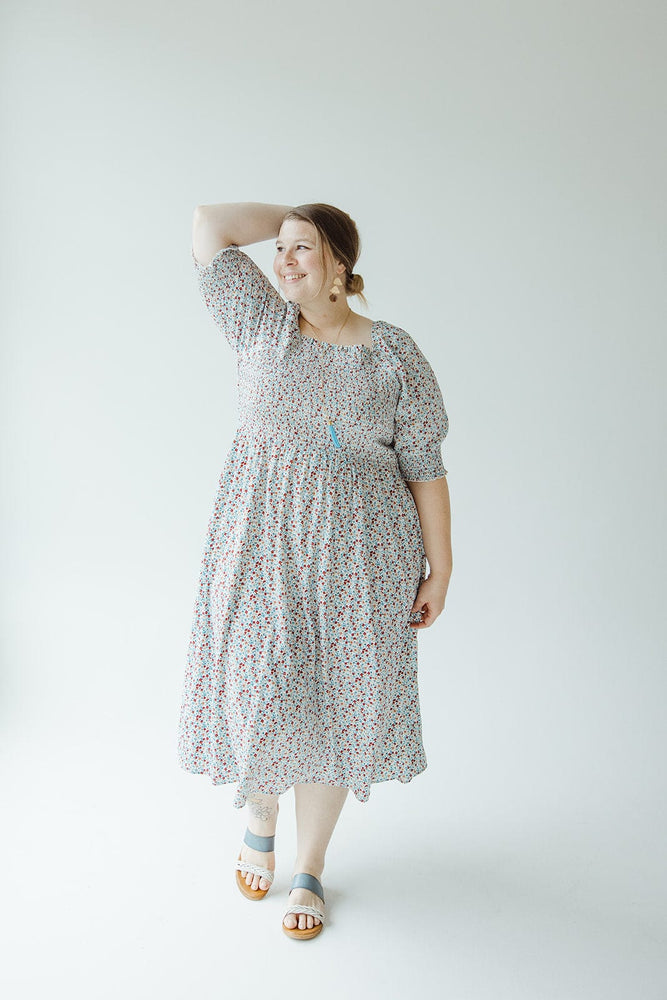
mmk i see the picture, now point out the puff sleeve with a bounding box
[191,244,288,353]
[391,327,449,481]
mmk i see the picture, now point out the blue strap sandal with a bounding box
[282,872,325,940]
[235,829,276,900]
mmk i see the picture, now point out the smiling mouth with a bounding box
[284,273,305,282]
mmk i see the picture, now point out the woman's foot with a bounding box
[238,842,275,891]
[282,871,325,931]
[237,795,279,891]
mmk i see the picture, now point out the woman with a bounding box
[178,201,453,940]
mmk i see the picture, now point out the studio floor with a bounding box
[3,718,665,1000]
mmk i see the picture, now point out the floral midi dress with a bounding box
[177,244,449,808]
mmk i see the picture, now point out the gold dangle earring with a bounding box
[328,274,343,302]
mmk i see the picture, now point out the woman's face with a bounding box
[273,218,339,303]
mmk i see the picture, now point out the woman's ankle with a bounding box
[246,794,279,837]
[293,856,325,879]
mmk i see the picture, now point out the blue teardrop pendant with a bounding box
[328,422,342,448]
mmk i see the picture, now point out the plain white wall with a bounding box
[2,1,665,997]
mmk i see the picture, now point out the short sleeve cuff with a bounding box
[191,244,241,269]
[398,444,448,482]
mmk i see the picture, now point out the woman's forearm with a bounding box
[405,476,453,582]
[195,201,294,248]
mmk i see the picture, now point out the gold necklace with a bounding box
[301,308,352,449]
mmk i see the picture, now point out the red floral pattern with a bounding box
[177,245,449,807]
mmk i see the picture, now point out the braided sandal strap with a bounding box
[283,904,325,924]
[235,860,275,883]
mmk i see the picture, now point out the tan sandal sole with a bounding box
[282,920,324,940]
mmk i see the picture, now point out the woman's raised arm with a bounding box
[192,202,294,265]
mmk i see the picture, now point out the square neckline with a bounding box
[291,303,380,352]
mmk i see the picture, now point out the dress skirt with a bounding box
[177,245,449,808]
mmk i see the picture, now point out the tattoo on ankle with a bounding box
[248,798,277,823]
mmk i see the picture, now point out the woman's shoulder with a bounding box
[191,243,285,310]
[191,243,289,352]
[374,318,419,353]
[374,319,439,375]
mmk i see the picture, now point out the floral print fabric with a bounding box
[177,245,449,807]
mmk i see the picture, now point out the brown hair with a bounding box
[281,203,368,308]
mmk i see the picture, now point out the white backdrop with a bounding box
[2,1,665,997]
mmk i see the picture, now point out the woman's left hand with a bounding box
[408,574,450,629]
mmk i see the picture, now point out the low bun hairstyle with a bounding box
[281,203,369,309]
[347,272,365,297]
